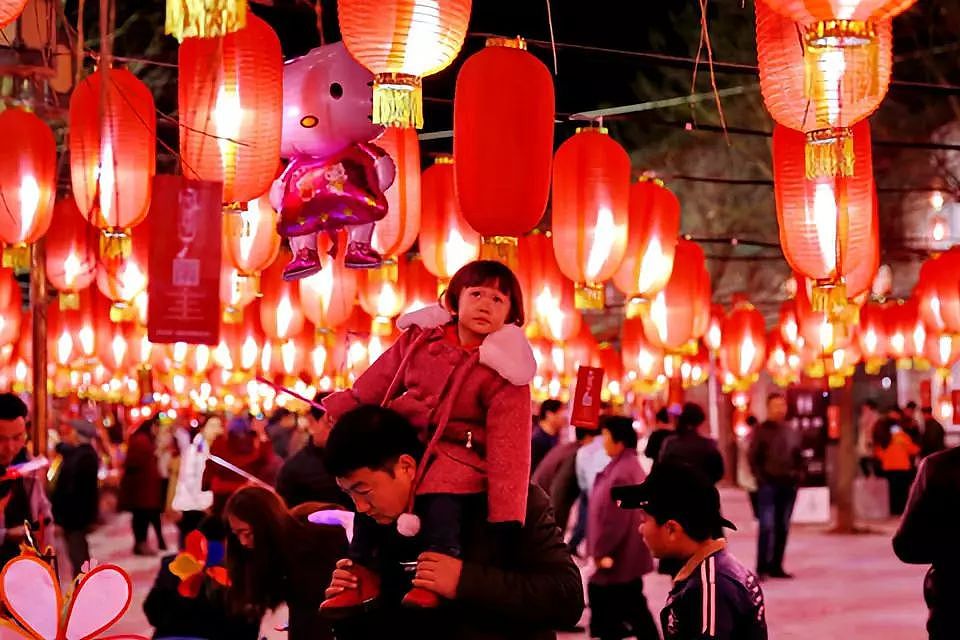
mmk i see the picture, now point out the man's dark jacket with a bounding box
[334,484,585,639]
[893,446,960,640]
[276,438,351,509]
[51,442,99,531]
[748,420,803,486]
[660,432,725,485]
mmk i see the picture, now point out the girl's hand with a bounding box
[325,558,359,599]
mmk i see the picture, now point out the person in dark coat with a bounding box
[51,418,100,577]
[893,446,960,640]
[643,407,674,465]
[587,416,658,640]
[276,393,351,510]
[323,405,585,640]
[119,416,167,555]
[224,486,347,640]
[532,427,594,533]
[659,403,725,484]
[920,406,946,460]
[531,399,566,474]
[748,393,803,579]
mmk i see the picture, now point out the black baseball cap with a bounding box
[612,462,736,532]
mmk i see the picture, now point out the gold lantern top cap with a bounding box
[485,36,527,50]
[434,154,454,165]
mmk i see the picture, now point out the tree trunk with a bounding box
[834,380,857,533]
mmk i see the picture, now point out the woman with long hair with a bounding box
[223,486,347,640]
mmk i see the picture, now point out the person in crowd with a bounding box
[144,515,260,640]
[748,392,803,579]
[533,427,594,536]
[643,407,674,465]
[277,393,351,510]
[119,416,168,555]
[207,415,276,515]
[572,421,612,557]
[0,394,50,565]
[659,403,725,485]
[901,401,922,444]
[51,418,100,577]
[323,405,584,639]
[531,399,567,473]
[614,462,767,640]
[171,417,215,548]
[267,408,299,460]
[739,415,760,519]
[858,399,880,476]
[224,485,347,640]
[876,413,921,516]
[920,406,946,460]
[893,445,960,640]
[587,416,659,640]
[320,260,536,612]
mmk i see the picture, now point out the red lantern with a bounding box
[0,0,28,27]
[614,177,680,306]
[0,108,55,270]
[259,257,305,342]
[46,199,98,310]
[70,68,155,256]
[373,127,421,259]
[96,218,150,322]
[419,155,480,281]
[858,300,889,373]
[924,332,960,374]
[916,247,960,337]
[703,304,725,353]
[298,234,358,332]
[404,255,439,314]
[454,37,554,263]
[767,330,801,387]
[641,239,711,353]
[223,194,282,294]
[621,317,664,389]
[359,256,406,335]
[518,232,580,342]
[179,15,282,203]
[773,121,877,311]
[338,0,471,128]
[551,127,630,309]
[220,258,258,322]
[0,268,22,347]
[763,0,915,22]
[719,296,767,391]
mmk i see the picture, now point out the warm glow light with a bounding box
[56,331,73,366]
[63,251,82,288]
[280,339,297,375]
[890,332,906,355]
[636,235,668,294]
[241,335,259,370]
[551,345,565,375]
[813,183,839,273]
[311,344,327,377]
[739,334,757,377]
[818,319,835,352]
[78,324,95,357]
[347,340,368,369]
[931,215,948,243]
[111,333,127,368]
[369,335,386,362]
[444,227,477,276]
[649,291,669,343]
[194,344,211,372]
[173,342,188,364]
[585,206,618,281]
[276,294,294,339]
[931,191,945,212]
[864,328,878,354]
[214,83,243,164]
[939,334,953,364]
[18,175,40,242]
[376,282,400,317]
[637,348,656,377]
[400,0,442,75]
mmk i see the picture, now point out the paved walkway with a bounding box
[85,489,927,639]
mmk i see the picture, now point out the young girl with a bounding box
[320,260,536,611]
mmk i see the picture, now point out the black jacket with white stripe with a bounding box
[660,543,767,640]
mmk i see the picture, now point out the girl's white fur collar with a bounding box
[397,305,536,386]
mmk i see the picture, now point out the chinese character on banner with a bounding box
[826,405,840,441]
[148,176,222,345]
[571,366,604,429]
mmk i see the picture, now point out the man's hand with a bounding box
[324,558,359,599]
[597,556,614,570]
[412,551,463,599]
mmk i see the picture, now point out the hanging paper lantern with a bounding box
[858,300,889,373]
[0,108,55,271]
[719,295,767,392]
[220,258,258,323]
[614,176,680,311]
[404,255,439,314]
[767,330,801,387]
[259,257,305,343]
[338,0,471,128]
[70,68,156,258]
[551,127,630,309]
[762,0,915,23]
[374,127,421,260]
[0,0,28,27]
[0,268,22,347]
[621,317,665,392]
[518,231,581,342]
[223,194,282,297]
[96,221,149,323]
[773,121,877,313]
[641,239,711,353]
[179,15,282,204]
[454,36,554,265]
[924,332,960,375]
[298,233,358,334]
[165,0,246,41]
[45,198,98,310]
[419,155,480,282]
[778,300,801,348]
[703,304,725,353]
[916,247,960,337]
[359,256,406,336]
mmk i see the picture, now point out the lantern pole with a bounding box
[30,239,49,458]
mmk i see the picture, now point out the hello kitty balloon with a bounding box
[270,42,396,281]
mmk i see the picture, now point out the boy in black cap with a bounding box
[613,463,767,640]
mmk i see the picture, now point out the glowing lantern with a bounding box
[220,259,258,322]
[359,257,406,335]
[165,0,246,41]
[46,199,97,310]
[858,301,889,373]
[518,231,573,339]
[778,300,801,348]
[551,127,630,309]
[719,296,767,392]
[419,155,480,282]
[454,37,554,264]
[259,258,305,342]
[762,0,915,23]
[70,68,155,258]
[614,177,680,309]
[641,239,711,353]
[404,255,439,314]
[621,316,664,393]
[0,268,22,347]
[0,108,55,270]
[96,223,149,322]
[337,0,471,128]
[704,304,725,353]
[756,0,894,177]
[0,0,28,27]
[773,121,877,312]
[767,330,801,387]
[223,194,282,293]
[298,234,358,333]
[917,248,960,337]
[677,346,711,390]
[179,15,282,203]
[374,127,421,259]
[98,321,132,373]
[924,333,960,375]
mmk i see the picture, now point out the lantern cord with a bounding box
[544,0,558,74]
[314,0,324,46]
[694,0,729,144]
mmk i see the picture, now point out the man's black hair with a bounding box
[863,399,879,411]
[324,405,425,478]
[574,427,594,442]
[906,401,918,410]
[601,415,637,449]
[676,402,706,435]
[921,406,934,415]
[655,407,670,425]
[309,392,331,422]
[0,393,28,422]
[539,399,564,421]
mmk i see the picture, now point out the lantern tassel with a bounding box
[165,0,247,41]
[1,245,30,273]
[574,282,605,310]
[479,236,519,270]
[373,74,424,129]
[223,306,243,324]
[811,281,847,316]
[58,292,80,311]
[374,259,399,284]
[109,302,136,323]
[371,316,393,337]
[100,230,132,259]
[625,297,650,320]
[805,130,855,179]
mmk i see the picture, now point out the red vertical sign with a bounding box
[571,366,604,428]
[827,405,840,440]
[952,390,960,426]
[147,176,222,345]
[920,379,932,408]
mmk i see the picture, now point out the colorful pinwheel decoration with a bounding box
[168,530,230,597]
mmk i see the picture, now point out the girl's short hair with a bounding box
[443,260,525,326]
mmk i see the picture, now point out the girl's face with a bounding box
[457,285,511,337]
[228,514,255,549]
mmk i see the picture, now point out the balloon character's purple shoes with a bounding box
[282,248,323,281]
[344,241,383,269]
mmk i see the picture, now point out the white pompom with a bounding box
[397,512,421,537]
